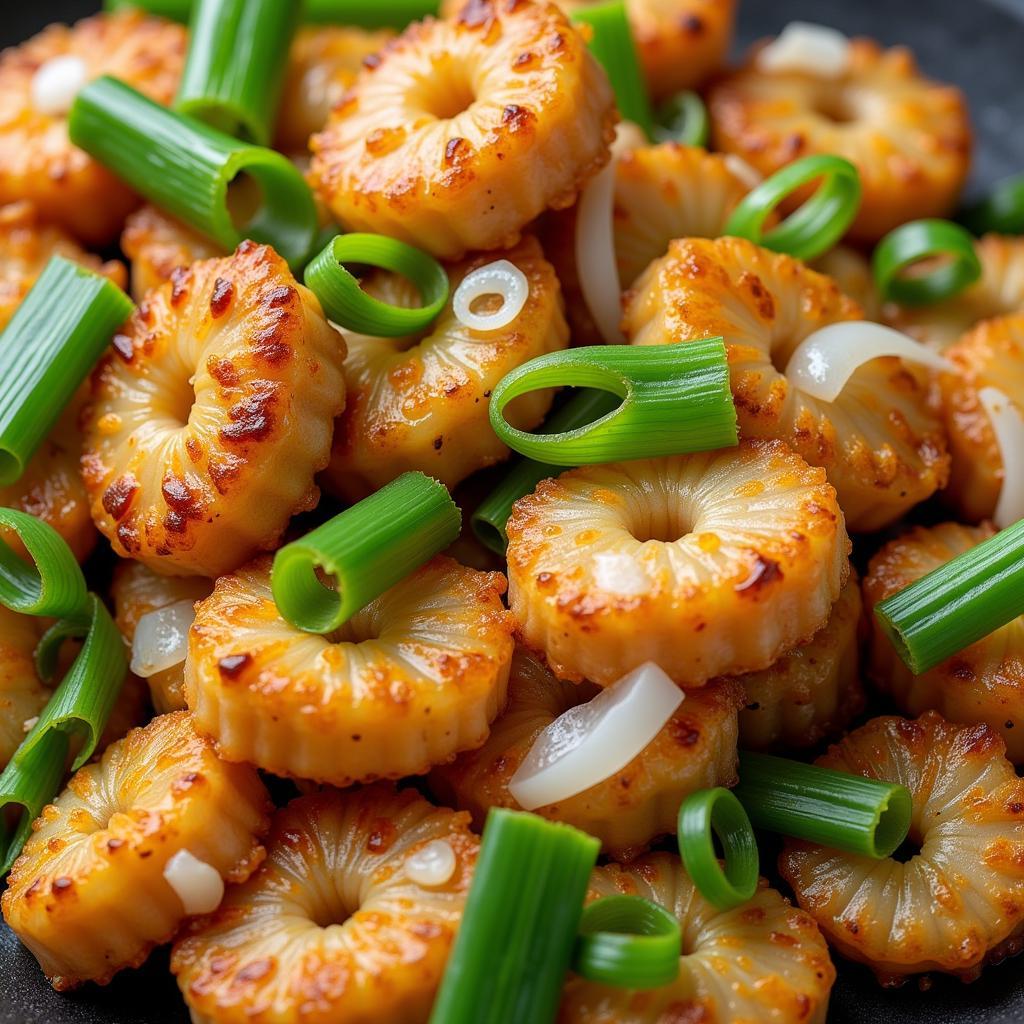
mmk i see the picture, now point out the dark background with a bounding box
[3,1,1024,1022]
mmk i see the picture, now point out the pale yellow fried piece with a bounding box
[707,38,971,242]
[274,25,394,154]
[185,555,515,785]
[1,711,270,991]
[780,712,1024,983]
[432,647,743,858]
[0,605,48,768]
[560,855,835,1024]
[623,237,949,531]
[506,441,849,687]
[863,523,1024,761]
[937,314,1024,522]
[110,560,213,714]
[310,1,616,260]
[737,572,863,752]
[172,786,477,1024]
[0,10,186,244]
[811,244,880,320]
[322,236,568,501]
[81,241,347,577]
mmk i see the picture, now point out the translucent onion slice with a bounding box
[508,661,684,810]
[163,849,224,916]
[32,55,88,116]
[405,839,457,887]
[757,22,851,77]
[724,154,763,190]
[576,161,626,345]
[129,599,196,678]
[452,259,529,332]
[785,321,953,402]
[979,386,1024,528]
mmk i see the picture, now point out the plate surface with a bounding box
[2,1,1024,1022]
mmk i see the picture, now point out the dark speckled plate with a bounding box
[3,1,1024,1022]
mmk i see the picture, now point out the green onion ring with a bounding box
[677,787,759,911]
[652,91,709,148]
[961,173,1024,237]
[303,233,449,336]
[723,154,862,261]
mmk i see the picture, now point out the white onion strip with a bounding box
[508,662,683,810]
[405,839,457,887]
[978,387,1024,528]
[452,260,528,332]
[163,849,224,916]
[575,161,626,345]
[757,22,851,77]
[785,321,954,402]
[31,55,88,116]
[130,599,196,678]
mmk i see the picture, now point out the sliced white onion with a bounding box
[978,387,1024,528]
[508,662,683,810]
[163,849,224,915]
[576,161,626,345]
[785,321,954,403]
[452,259,529,332]
[611,120,647,158]
[757,22,851,77]
[130,599,196,678]
[22,716,38,733]
[723,154,763,190]
[405,839,457,887]
[31,55,88,116]
[592,551,650,597]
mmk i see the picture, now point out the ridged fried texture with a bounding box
[0,10,186,245]
[2,711,270,991]
[185,555,515,785]
[559,856,835,1024]
[172,786,478,1024]
[322,236,569,501]
[885,234,1024,351]
[707,38,971,242]
[110,560,213,714]
[737,572,864,752]
[431,647,743,859]
[81,241,347,577]
[310,0,616,260]
[937,314,1024,522]
[0,605,48,768]
[623,236,949,531]
[506,441,850,687]
[275,26,394,154]
[779,712,1024,983]
[121,204,223,303]
[811,245,880,321]
[863,523,1024,762]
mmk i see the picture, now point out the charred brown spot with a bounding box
[769,930,798,947]
[367,818,397,853]
[102,474,138,520]
[433,436,444,450]
[161,474,206,533]
[513,50,535,68]
[669,720,700,746]
[170,267,190,307]
[501,104,534,132]
[458,0,494,28]
[117,520,141,554]
[185,437,203,463]
[111,333,135,362]
[236,239,259,256]
[210,277,234,318]
[208,454,244,493]
[735,555,783,594]
[949,659,975,681]
[739,271,775,320]
[680,13,705,34]
[252,313,292,365]
[218,653,252,677]
[220,384,278,443]
[207,355,240,388]
[265,285,295,309]
[547,31,566,52]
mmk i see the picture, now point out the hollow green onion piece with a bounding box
[571,895,681,989]
[0,509,89,621]
[571,2,654,139]
[733,752,912,859]
[103,0,191,18]
[961,174,1024,236]
[0,256,133,487]
[472,389,621,555]
[677,788,759,911]
[429,808,600,1024]
[105,0,440,27]
[18,595,128,772]
[303,233,448,336]
[34,619,86,685]
[271,471,460,633]
[871,218,982,306]
[175,0,301,145]
[723,154,861,261]
[0,729,69,874]
[69,76,318,269]
[874,516,1024,675]
[652,91,709,147]
[488,338,737,466]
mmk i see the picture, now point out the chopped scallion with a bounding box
[961,173,1024,236]
[652,91,709,148]
[105,0,441,28]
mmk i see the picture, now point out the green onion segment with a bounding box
[874,517,1024,675]
[571,2,654,139]
[723,154,862,261]
[572,895,681,989]
[472,389,621,555]
[69,76,318,268]
[176,0,301,145]
[733,752,912,859]
[303,233,449,336]
[271,471,461,633]
[677,787,759,911]
[430,808,600,1024]
[105,0,441,27]
[653,91,709,148]
[962,174,1024,236]
[488,339,737,466]
[872,218,982,306]
[0,257,132,487]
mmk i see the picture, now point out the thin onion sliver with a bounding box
[978,386,1024,528]
[576,161,626,345]
[452,259,529,333]
[130,599,196,678]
